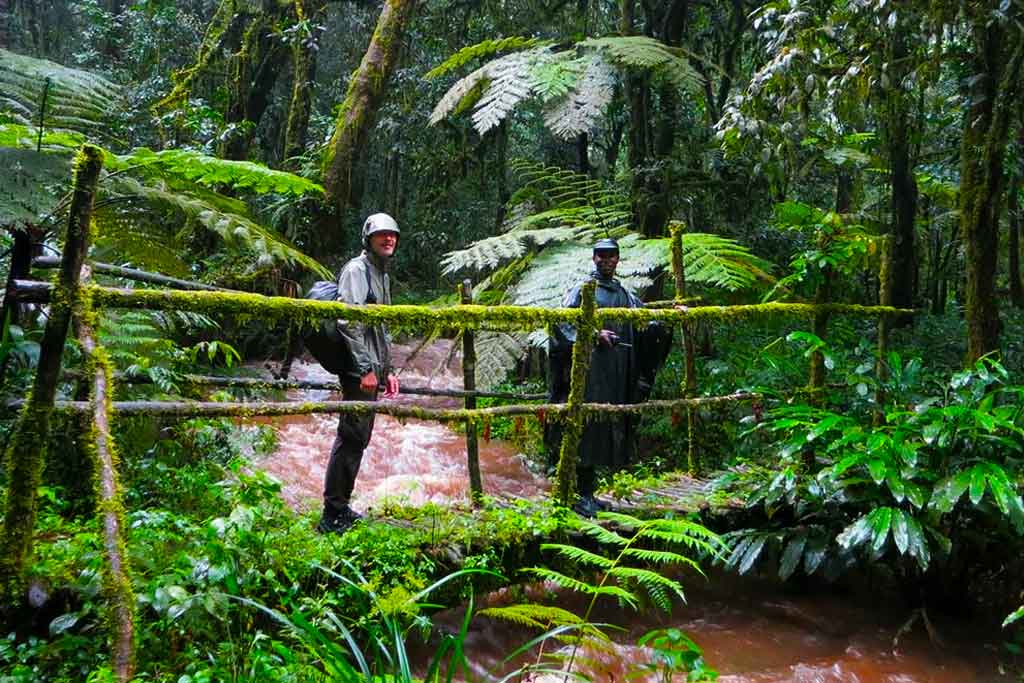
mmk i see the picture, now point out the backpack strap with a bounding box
[364,259,377,304]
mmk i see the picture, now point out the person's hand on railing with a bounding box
[360,370,378,394]
[383,374,400,399]
[597,329,618,347]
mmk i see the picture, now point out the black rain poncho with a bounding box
[547,272,671,470]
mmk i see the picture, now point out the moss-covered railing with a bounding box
[0,145,910,682]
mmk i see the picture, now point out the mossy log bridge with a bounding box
[0,145,911,682]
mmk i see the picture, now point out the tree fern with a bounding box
[424,36,544,81]
[0,49,121,136]
[429,35,703,138]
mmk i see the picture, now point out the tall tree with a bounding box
[959,3,1024,362]
[321,0,419,241]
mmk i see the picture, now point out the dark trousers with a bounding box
[323,380,376,518]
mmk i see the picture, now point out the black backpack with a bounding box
[302,265,375,376]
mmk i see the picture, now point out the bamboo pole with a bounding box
[72,266,135,682]
[32,256,238,292]
[66,371,547,401]
[555,280,597,506]
[85,284,915,328]
[461,280,483,504]
[670,223,699,473]
[2,392,758,420]
[875,236,893,425]
[0,145,103,599]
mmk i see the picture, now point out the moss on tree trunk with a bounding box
[321,0,418,237]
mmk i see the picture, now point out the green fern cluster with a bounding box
[482,510,725,680]
[428,36,703,139]
[442,160,771,387]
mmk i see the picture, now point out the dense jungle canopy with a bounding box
[2,0,1024,681]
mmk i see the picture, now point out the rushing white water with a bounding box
[254,341,549,514]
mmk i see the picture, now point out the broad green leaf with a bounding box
[868,459,887,484]
[738,536,767,575]
[886,473,906,503]
[836,515,872,550]
[870,507,892,555]
[1004,606,1024,628]
[779,533,807,581]
[905,516,930,570]
[969,465,988,505]
[802,534,828,575]
[891,510,910,555]
[930,470,972,513]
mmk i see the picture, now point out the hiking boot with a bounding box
[573,495,602,518]
[316,506,363,534]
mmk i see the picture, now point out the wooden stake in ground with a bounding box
[461,279,483,504]
[0,144,103,599]
[555,281,597,506]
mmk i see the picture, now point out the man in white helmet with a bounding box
[318,212,401,533]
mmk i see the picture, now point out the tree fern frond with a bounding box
[539,543,616,569]
[579,36,703,93]
[522,567,601,595]
[474,330,528,390]
[543,55,616,140]
[0,146,71,226]
[0,49,121,135]
[108,176,331,278]
[425,37,545,80]
[592,510,644,530]
[529,51,584,102]
[621,547,693,565]
[607,566,686,606]
[579,521,630,546]
[478,604,583,630]
[428,63,491,126]
[110,148,325,197]
[471,48,549,134]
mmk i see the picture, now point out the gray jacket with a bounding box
[336,252,392,380]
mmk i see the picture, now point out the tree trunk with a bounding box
[321,0,419,244]
[886,27,918,321]
[960,15,1024,363]
[1009,127,1024,306]
[219,2,290,161]
[282,0,326,168]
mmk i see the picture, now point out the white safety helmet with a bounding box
[362,212,400,246]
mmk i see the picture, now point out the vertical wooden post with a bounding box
[461,280,483,504]
[555,280,597,506]
[0,145,103,598]
[670,223,699,473]
[875,236,893,425]
[0,228,34,386]
[72,263,136,682]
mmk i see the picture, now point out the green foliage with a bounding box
[715,358,1024,583]
[429,36,703,139]
[485,510,724,681]
[424,36,546,80]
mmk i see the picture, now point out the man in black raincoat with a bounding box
[547,238,672,516]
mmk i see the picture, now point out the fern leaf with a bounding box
[425,37,544,80]
[108,176,331,278]
[579,521,630,546]
[429,62,492,126]
[543,55,616,140]
[478,604,583,630]
[474,331,528,390]
[593,510,644,530]
[0,49,121,135]
[529,51,584,102]
[109,148,324,197]
[522,567,600,595]
[621,547,692,565]
[471,48,547,134]
[607,566,686,606]
[539,543,615,569]
[580,36,703,93]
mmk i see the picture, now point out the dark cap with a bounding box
[593,238,619,253]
